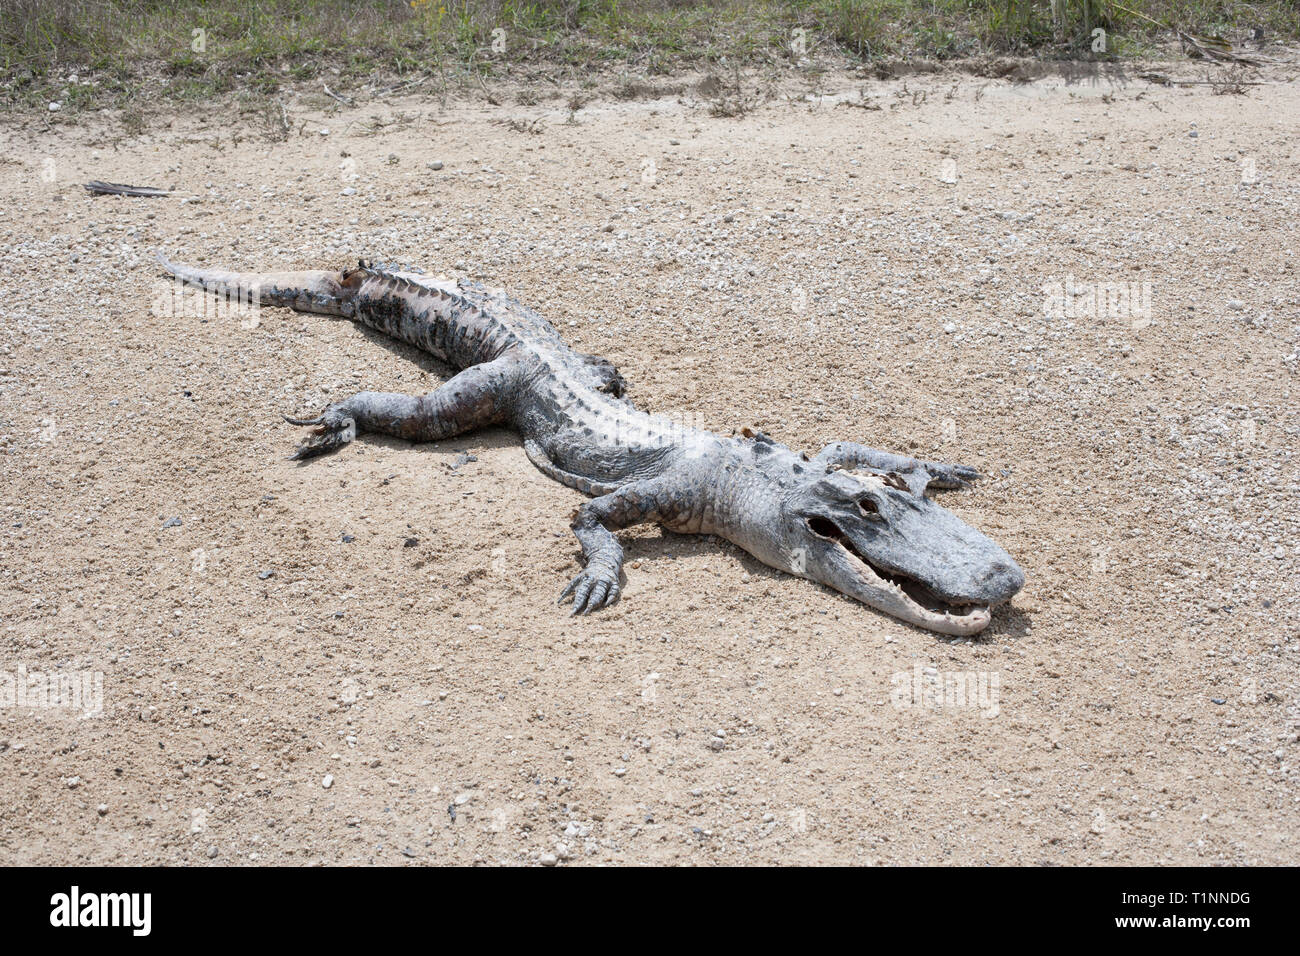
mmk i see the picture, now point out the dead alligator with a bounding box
[157,253,1025,635]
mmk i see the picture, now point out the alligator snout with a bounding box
[972,559,1025,605]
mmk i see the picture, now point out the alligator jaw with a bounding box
[820,526,994,636]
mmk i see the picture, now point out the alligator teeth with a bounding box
[837,540,988,630]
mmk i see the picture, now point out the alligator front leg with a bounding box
[561,476,694,615]
[286,354,520,459]
[814,441,979,493]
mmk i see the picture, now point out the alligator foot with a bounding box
[815,441,979,492]
[558,476,688,616]
[284,410,356,459]
[914,459,980,490]
[559,561,622,615]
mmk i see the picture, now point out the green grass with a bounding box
[2,1,1296,111]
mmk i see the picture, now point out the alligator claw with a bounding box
[286,412,356,460]
[560,566,621,615]
[282,413,325,427]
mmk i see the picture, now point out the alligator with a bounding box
[157,253,1025,635]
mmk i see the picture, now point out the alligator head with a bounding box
[735,439,1024,636]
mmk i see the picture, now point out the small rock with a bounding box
[428,160,444,170]
[258,569,274,580]
[540,852,558,866]
[322,774,334,789]
[162,516,182,528]
[207,846,218,859]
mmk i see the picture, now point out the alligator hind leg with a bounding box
[287,353,520,459]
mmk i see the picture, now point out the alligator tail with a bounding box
[155,251,361,317]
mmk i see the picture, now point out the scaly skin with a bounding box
[157,253,1025,635]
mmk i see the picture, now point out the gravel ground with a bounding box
[0,62,1297,865]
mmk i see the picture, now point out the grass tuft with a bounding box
[3,1,1296,111]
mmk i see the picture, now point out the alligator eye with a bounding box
[858,498,883,520]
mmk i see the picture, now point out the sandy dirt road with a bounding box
[0,61,1297,865]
